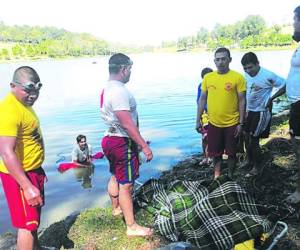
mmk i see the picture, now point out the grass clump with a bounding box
[67,207,166,250]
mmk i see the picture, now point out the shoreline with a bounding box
[0,45,297,64]
[1,110,299,249]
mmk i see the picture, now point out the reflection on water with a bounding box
[0,51,294,234]
[73,165,94,189]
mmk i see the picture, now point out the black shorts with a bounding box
[244,110,271,138]
[289,100,300,137]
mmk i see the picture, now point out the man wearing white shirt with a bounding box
[241,52,285,177]
[100,53,153,236]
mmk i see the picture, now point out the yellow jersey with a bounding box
[201,112,209,126]
[202,70,246,127]
[0,93,44,173]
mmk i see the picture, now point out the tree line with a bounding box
[162,15,294,50]
[0,22,112,60]
[0,15,295,61]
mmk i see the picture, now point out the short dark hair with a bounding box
[295,6,300,20]
[76,134,86,143]
[109,53,132,74]
[214,47,231,58]
[12,66,40,83]
[201,67,213,78]
[241,52,259,66]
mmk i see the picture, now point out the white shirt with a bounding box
[71,144,92,163]
[100,80,138,137]
[245,67,285,111]
[287,46,300,104]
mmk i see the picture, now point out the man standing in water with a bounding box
[198,47,246,179]
[286,5,300,204]
[100,53,153,236]
[0,66,46,250]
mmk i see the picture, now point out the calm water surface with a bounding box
[0,50,294,233]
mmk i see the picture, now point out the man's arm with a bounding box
[0,136,43,206]
[266,85,286,109]
[236,91,246,137]
[196,91,208,132]
[115,111,153,162]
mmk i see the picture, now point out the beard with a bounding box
[293,31,300,42]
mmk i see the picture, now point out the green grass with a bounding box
[67,207,167,250]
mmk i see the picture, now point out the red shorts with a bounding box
[101,136,140,184]
[207,123,237,157]
[0,167,46,231]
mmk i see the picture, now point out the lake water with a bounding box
[0,50,294,234]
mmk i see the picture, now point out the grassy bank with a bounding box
[39,207,167,250]
[36,112,297,250]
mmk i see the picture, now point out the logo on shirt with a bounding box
[224,82,233,91]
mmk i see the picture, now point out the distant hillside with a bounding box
[0,21,152,61]
[161,16,295,51]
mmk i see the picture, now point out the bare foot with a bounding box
[240,160,253,169]
[112,207,123,216]
[286,191,300,204]
[245,167,258,178]
[199,158,208,166]
[126,223,153,237]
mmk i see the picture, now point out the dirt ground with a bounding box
[159,135,300,249]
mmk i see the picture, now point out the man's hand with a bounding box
[234,124,243,138]
[195,120,203,133]
[23,185,43,207]
[142,145,153,162]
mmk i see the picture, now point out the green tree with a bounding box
[1,48,10,60]
[196,27,209,45]
[12,44,23,57]
[235,15,266,39]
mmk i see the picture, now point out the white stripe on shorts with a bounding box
[253,110,271,137]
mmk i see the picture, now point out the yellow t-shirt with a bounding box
[201,112,209,126]
[202,70,246,127]
[0,93,44,173]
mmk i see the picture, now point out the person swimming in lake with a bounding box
[71,134,93,166]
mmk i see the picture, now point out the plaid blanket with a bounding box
[134,176,274,250]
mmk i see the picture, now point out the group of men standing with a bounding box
[1,5,300,250]
[196,6,300,206]
[196,48,286,179]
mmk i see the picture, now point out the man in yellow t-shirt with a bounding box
[0,66,45,250]
[198,47,246,179]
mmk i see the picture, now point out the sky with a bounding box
[0,0,299,45]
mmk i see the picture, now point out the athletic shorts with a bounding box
[207,123,237,157]
[290,100,300,138]
[244,110,271,138]
[101,136,140,184]
[0,167,46,231]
